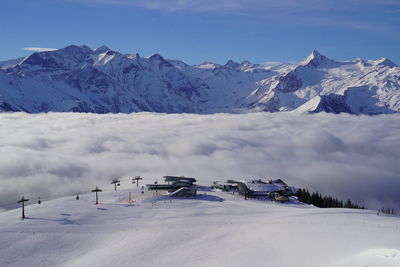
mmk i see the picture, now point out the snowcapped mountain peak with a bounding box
[95,45,111,54]
[374,57,397,68]
[240,60,252,67]
[61,44,94,55]
[148,53,165,61]
[224,59,240,69]
[224,60,261,71]
[352,58,369,67]
[239,60,263,71]
[310,49,322,57]
[354,57,398,68]
[196,61,221,69]
[353,57,364,64]
[301,49,334,67]
[126,53,140,60]
[17,44,95,70]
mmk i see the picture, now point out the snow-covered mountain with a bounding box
[0,45,399,114]
[251,50,400,114]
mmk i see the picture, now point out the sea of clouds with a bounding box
[0,112,399,211]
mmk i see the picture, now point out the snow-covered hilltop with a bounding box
[0,45,399,114]
[1,184,400,267]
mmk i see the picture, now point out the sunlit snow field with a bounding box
[1,185,400,267]
[0,112,399,210]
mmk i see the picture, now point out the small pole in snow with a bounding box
[111,179,121,191]
[18,196,29,220]
[132,176,143,187]
[129,192,132,203]
[91,186,102,205]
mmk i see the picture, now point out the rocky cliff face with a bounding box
[0,45,399,114]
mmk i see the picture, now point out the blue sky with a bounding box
[1,0,399,65]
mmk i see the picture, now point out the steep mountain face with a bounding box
[0,45,399,114]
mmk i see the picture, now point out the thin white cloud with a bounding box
[0,112,399,211]
[67,0,399,12]
[70,0,314,12]
[22,47,58,52]
[65,0,400,37]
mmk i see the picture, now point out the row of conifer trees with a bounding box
[378,207,396,215]
[295,188,364,209]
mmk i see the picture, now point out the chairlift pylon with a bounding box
[18,196,29,220]
[111,179,121,191]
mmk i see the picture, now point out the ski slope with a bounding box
[0,181,399,267]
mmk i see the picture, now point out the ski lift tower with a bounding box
[132,176,143,187]
[18,196,29,220]
[91,186,102,205]
[111,179,121,191]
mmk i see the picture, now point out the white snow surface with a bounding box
[0,112,399,211]
[0,185,399,267]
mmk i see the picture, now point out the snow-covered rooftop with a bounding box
[243,179,286,193]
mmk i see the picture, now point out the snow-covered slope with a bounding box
[0,46,399,114]
[1,184,399,267]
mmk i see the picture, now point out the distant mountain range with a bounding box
[0,45,399,114]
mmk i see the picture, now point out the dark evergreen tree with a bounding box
[295,188,364,209]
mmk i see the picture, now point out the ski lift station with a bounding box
[213,178,294,201]
[146,176,197,197]
[145,176,293,200]
[212,181,237,192]
[236,179,293,198]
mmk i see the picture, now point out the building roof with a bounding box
[164,176,197,183]
[167,187,197,197]
[244,180,286,193]
[271,179,288,187]
[213,181,236,186]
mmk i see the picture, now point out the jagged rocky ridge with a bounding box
[0,45,399,114]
